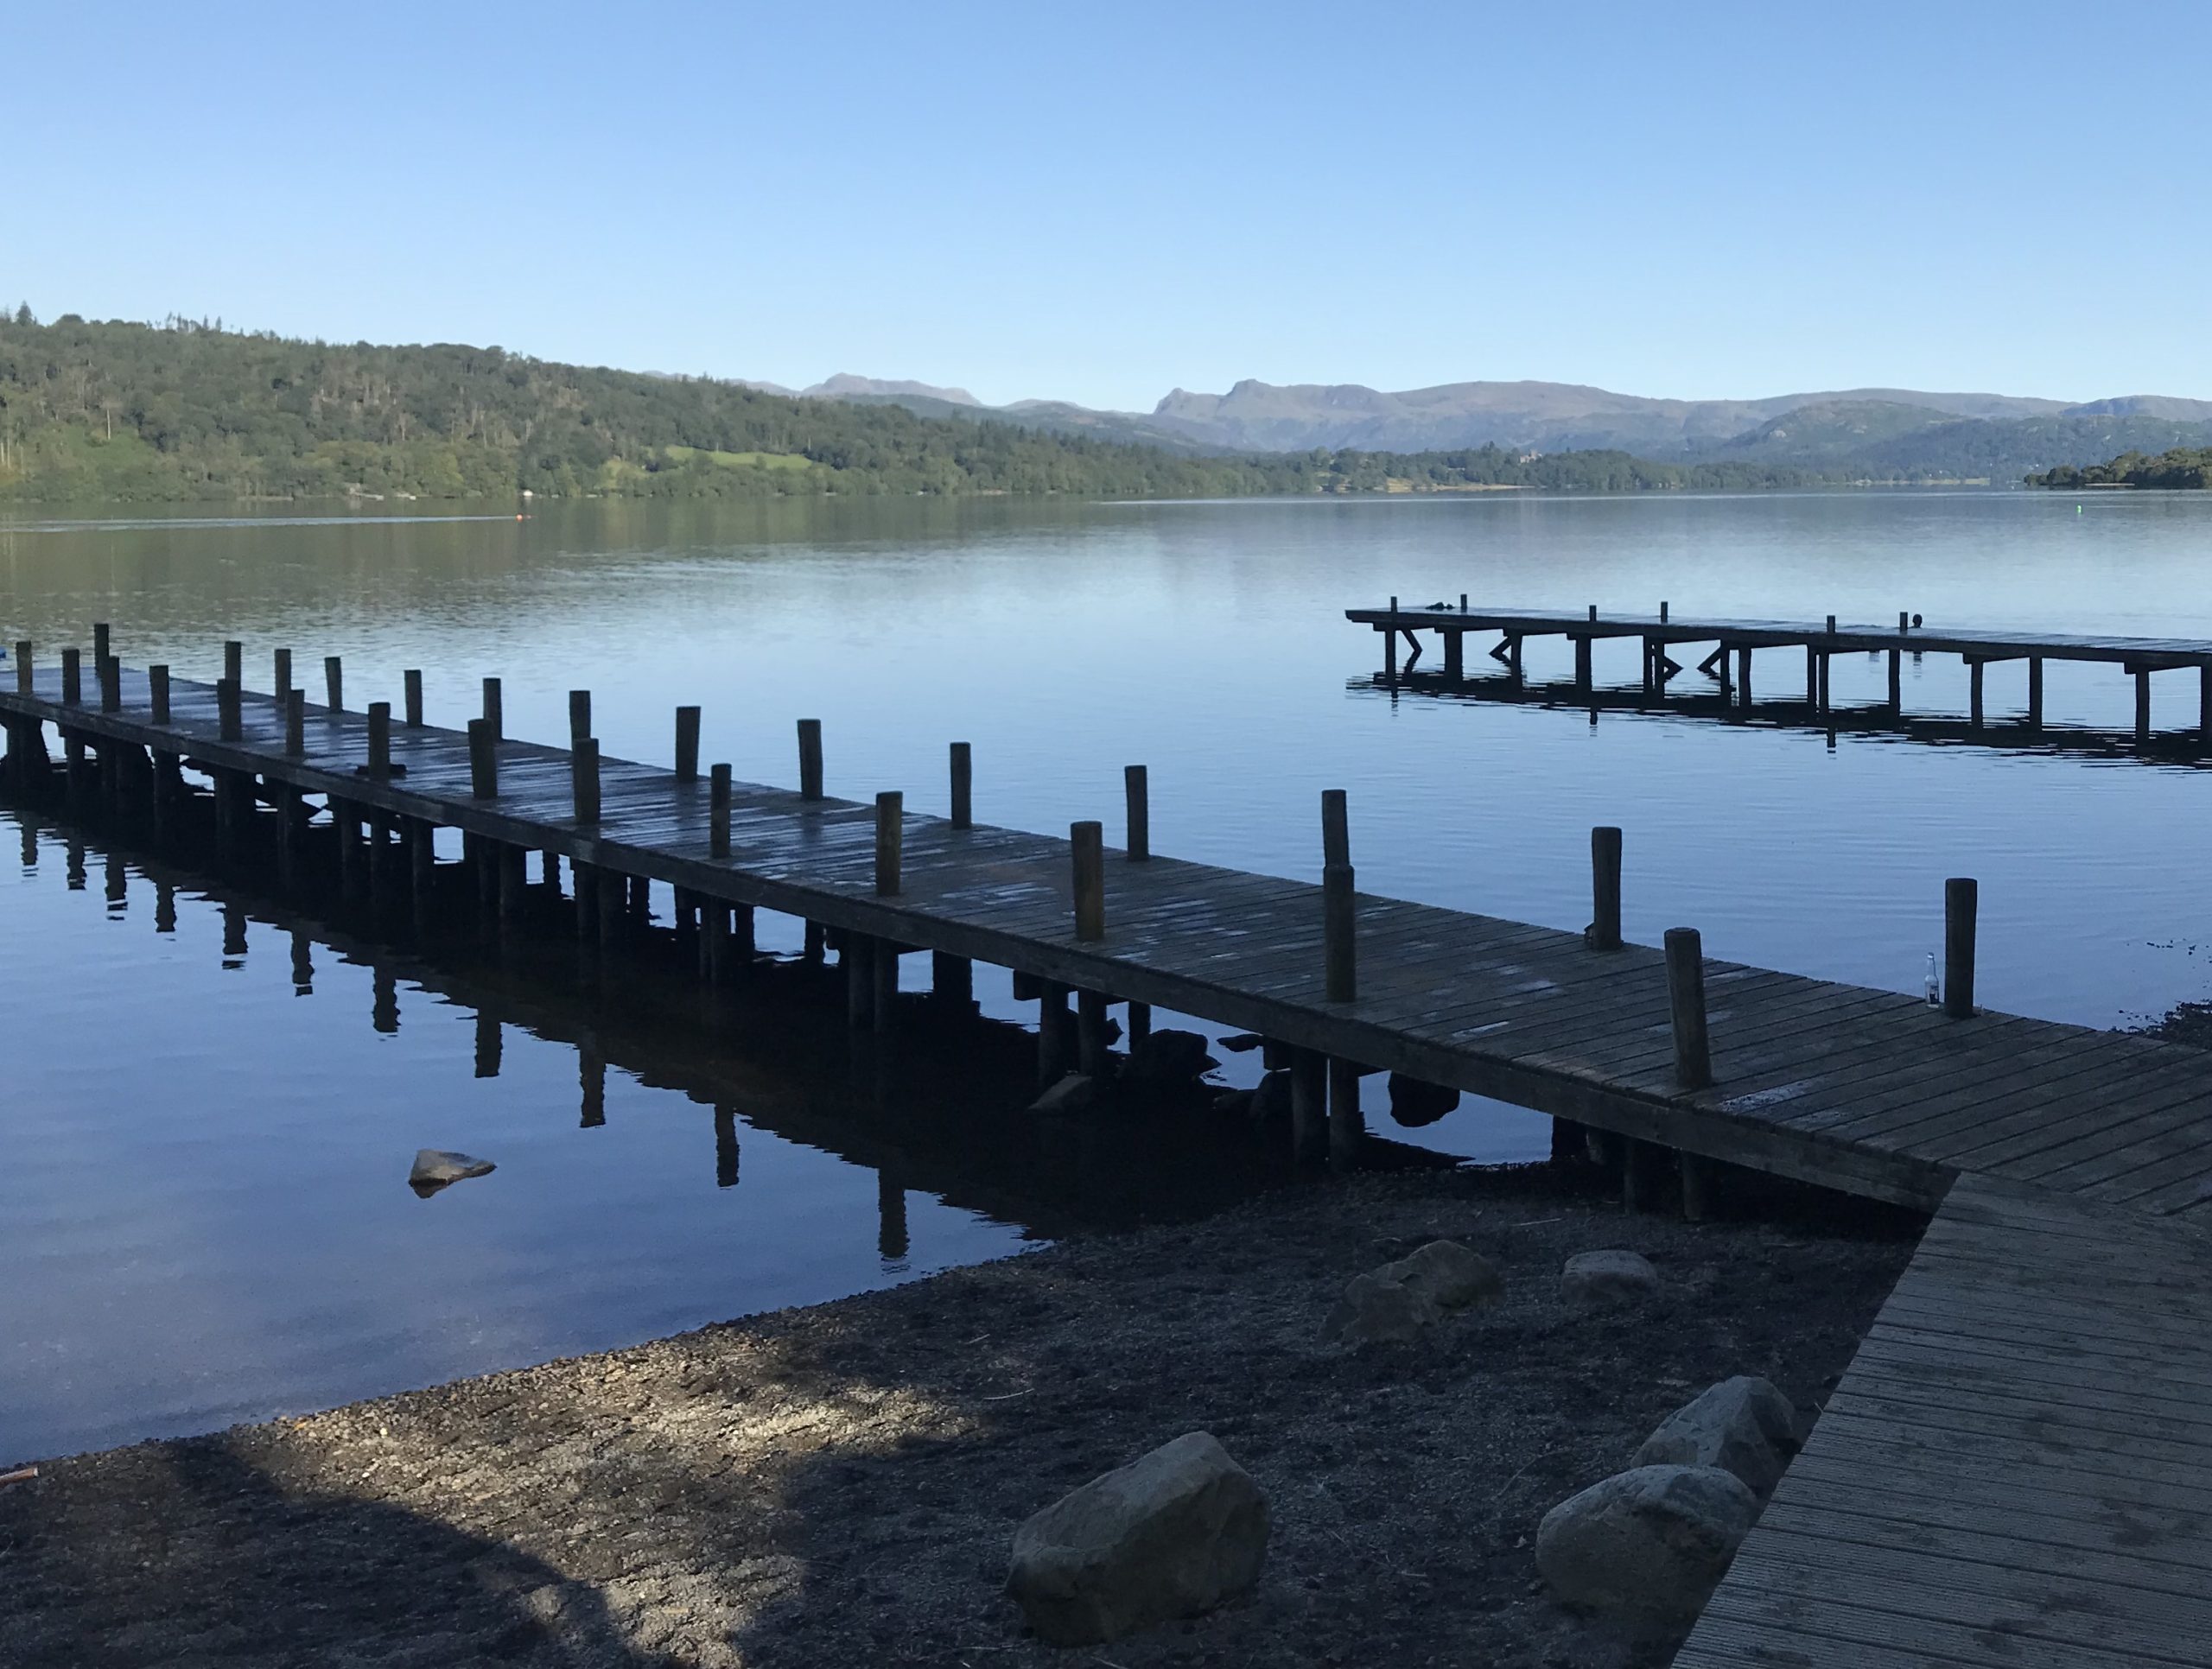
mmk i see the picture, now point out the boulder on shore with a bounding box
[1560,1249,1659,1306]
[1123,1029,1220,1086]
[1535,1463,1757,1621]
[1007,1431,1269,1646]
[1633,1376,1802,1499]
[1379,1239,1503,1310]
[1322,1270,1443,1344]
[1386,1072,1459,1127]
[409,1150,495,1194]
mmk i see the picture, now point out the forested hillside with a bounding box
[2029,447,2212,489]
[0,309,1808,503]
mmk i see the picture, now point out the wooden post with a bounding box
[1659,600,1669,624]
[468,719,498,798]
[224,639,243,689]
[61,647,80,705]
[871,937,899,1036]
[96,655,118,713]
[846,935,876,1028]
[2027,657,2044,730]
[1945,877,1977,1019]
[1382,625,1397,682]
[876,791,903,895]
[404,669,424,727]
[1124,765,1149,860]
[675,706,701,783]
[2202,666,2212,747]
[798,719,823,800]
[92,623,110,664]
[1641,637,1656,697]
[1327,1057,1363,1171]
[1899,611,1910,634]
[1887,647,1902,713]
[473,676,499,741]
[1665,927,1713,1089]
[2135,669,2152,744]
[218,678,242,742]
[1290,1047,1326,1164]
[1322,787,1350,866]
[1680,1152,1713,1222]
[1817,650,1830,714]
[408,818,435,931]
[1969,660,1985,728]
[284,689,304,758]
[274,648,292,701]
[596,861,625,950]
[499,843,526,925]
[1589,825,1623,950]
[572,739,601,823]
[1573,636,1592,691]
[1803,644,1817,705]
[950,741,972,828]
[1071,819,1104,940]
[1735,645,1752,708]
[1621,1137,1656,1211]
[710,764,732,857]
[366,701,391,777]
[1322,789,1355,999]
[1038,981,1073,1085]
[13,641,28,696]
[1077,989,1109,1076]
[325,656,343,712]
[932,949,972,1006]
[149,664,170,725]
[1443,630,1464,681]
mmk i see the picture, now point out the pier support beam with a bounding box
[2028,657,2044,730]
[1443,630,1463,682]
[1077,988,1109,1077]
[2136,669,2153,745]
[846,935,877,1028]
[1887,647,1903,714]
[1289,1047,1326,1165]
[1735,646,1752,709]
[1038,980,1073,1086]
[1327,1057,1364,1171]
[871,940,899,1037]
[1969,660,1986,729]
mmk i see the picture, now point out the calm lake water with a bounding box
[7,487,2212,1463]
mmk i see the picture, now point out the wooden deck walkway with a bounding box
[9,646,2212,1664]
[1347,601,2212,743]
[1678,1176,2212,1668]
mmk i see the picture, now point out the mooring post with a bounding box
[218,678,242,742]
[1443,629,1464,681]
[224,640,243,689]
[2026,657,2044,730]
[284,689,304,758]
[274,649,292,702]
[1289,1047,1326,1164]
[1734,645,1752,708]
[1327,1057,1363,1171]
[1072,819,1105,940]
[568,689,591,746]
[949,741,972,828]
[710,764,732,857]
[1125,765,1149,860]
[1969,659,1986,728]
[1383,611,1398,682]
[13,641,29,696]
[468,719,498,798]
[1945,877,1977,1019]
[98,654,119,713]
[572,738,601,823]
[92,623,110,664]
[325,656,343,712]
[876,791,903,895]
[675,706,701,783]
[1322,788,1355,1000]
[366,701,391,778]
[1899,611,1910,634]
[61,647,80,705]
[149,664,171,726]
[466,676,496,743]
[1886,647,1902,713]
[798,719,823,801]
[2135,669,2152,745]
[1589,825,1623,950]
[1664,927,1713,1089]
[398,669,421,728]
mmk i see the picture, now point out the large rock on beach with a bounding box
[1560,1249,1659,1306]
[1007,1431,1268,1646]
[409,1149,494,1193]
[1323,1270,1443,1344]
[1386,1072,1459,1127]
[1535,1463,1757,1621]
[1633,1376,1802,1499]
[1123,1029,1220,1086]
[1378,1239,1503,1310]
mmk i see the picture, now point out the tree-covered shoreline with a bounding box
[0,308,1823,504]
[2027,447,2212,490]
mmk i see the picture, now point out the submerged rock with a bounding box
[1560,1249,1659,1306]
[410,1149,495,1196]
[1535,1463,1757,1621]
[1633,1376,1802,1499]
[1007,1431,1268,1646]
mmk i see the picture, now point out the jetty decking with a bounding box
[1347,600,2212,744]
[8,636,2212,1666]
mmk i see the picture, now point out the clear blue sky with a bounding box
[8,2,2204,409]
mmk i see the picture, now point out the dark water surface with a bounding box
[7,489,2211,1462]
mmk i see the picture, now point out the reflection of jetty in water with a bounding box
[1350,600,2212,759]
[10,802,1389,1253]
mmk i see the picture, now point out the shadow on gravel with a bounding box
[0,1438,682,1669]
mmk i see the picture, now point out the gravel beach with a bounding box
[0,1164,1918,1668]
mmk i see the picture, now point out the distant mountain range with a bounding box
[777,374,2212,482]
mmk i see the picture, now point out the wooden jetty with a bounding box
[1348,600,2212,745]
[9,627,2212,1664]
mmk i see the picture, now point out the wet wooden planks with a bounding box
[1675,1175,2212,1669]
[11,665,2212,1217]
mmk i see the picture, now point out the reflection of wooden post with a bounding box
[1328,1057,1363,1171]
[474,1013,502,1078]
[580,1044,606,1126]
[1887,648,1901,713]
[846,935,876,1028]
[877,1171,909,1262]
[2026,657,2044,730]
[1038,980,1073,1085]
[932,949,972,1006]
[1077,989,1109,1076]
[715,1104,740,1189]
